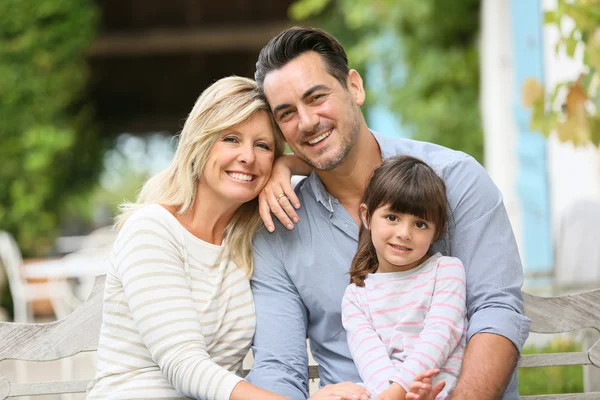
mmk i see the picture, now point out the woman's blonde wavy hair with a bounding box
[115,76,285,277]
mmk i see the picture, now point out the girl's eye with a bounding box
[415,221,428,229]
[385,215,398,222]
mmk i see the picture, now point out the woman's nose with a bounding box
[238,143,255,164]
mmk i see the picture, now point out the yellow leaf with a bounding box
[522,78,544,107]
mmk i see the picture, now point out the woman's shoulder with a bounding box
[117,204,182,243]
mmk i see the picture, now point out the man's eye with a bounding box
[311,94,324,102]
[279,110,292,121]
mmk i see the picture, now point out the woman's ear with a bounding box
[359,204,370,229]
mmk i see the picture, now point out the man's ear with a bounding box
[347,69,365,107]
[359,203,369,229]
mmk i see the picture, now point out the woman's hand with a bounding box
[259,155,310,232]
[308,382,371,400]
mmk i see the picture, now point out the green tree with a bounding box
[289,0,484,162]
[0,0,105,255]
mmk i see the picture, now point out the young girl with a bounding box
[342,155,467,400]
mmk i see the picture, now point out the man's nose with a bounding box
[297,105,319,134]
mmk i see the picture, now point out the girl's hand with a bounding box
[374,382,406,400]
[405,369,445,400]
[259,155,308,232]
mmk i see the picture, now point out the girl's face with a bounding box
[361,204,437,273]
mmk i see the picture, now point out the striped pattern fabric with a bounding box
[341,253,466,399]
[87,204,255,400]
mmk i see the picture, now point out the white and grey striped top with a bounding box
[87,204,256,400]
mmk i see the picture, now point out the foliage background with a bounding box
[289,0,484,163]
[0,0,105,256]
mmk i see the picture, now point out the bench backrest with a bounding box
[0,275,598,399]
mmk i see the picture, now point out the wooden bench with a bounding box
[0,275,599,399]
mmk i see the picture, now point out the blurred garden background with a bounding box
[1,0,600,396]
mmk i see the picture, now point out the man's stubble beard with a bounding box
[298,105,362,171]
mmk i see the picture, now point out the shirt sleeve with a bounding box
[114,215,242,400]
[245,229,310,400]
[445,155,531,351]
[390,258,467,391]
[341,285,397,396]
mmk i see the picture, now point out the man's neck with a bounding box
[316,128,382,223]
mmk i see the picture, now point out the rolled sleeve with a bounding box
[444,155,531,352]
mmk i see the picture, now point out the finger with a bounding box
[406,394,420,400]
[430,381,446,399]
[276,192,300,223]
[258,193,276,232]
[282,180,301,209]
[418,369,440,380]
[267,196,295,230]
[409,381,430,393]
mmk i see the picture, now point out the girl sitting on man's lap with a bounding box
[342,155,467,400]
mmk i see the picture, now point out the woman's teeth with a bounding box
[228,172,253,181]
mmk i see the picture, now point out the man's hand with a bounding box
[258,155,302,232]
[308,382,371,400]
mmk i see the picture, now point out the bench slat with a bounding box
[9,380,89,396]
[521,393,600,400]
[519,352,592,368]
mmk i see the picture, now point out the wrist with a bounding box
[387,382,407,399]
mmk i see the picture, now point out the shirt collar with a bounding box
[302,129,393,212]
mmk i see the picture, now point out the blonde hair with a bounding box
[116,76,285,276]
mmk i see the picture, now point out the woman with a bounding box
[86,76,291,400]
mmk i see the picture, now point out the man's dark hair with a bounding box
[255,26,349,92]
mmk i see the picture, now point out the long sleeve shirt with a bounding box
[342,253,466,399]
[87,204,256,400]
[246,130,530,400]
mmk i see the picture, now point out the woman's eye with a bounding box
[223,136,238,143]
[415,221,428,229]
[256,142,272,150]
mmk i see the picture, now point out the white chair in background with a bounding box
[0,231,80,322]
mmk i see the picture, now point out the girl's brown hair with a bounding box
[349,155,448,286]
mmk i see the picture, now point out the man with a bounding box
[246,26,530,400]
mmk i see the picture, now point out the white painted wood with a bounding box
[0,275,104,399]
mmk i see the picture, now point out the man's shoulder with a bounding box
[381,134,471,168]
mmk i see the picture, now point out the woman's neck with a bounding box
[172,186,240,245]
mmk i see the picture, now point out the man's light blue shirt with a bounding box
[247,131,530,400]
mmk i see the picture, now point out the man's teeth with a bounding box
[308,129,331,145]
[228,172,253,181]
